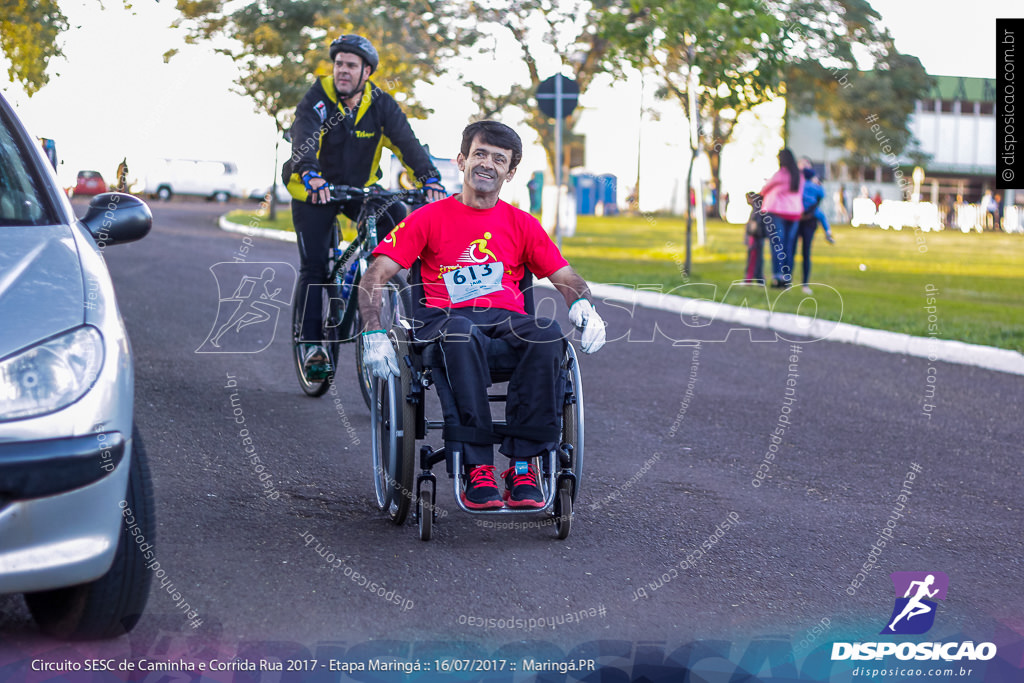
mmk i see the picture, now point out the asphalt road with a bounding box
[1,199,1021,679]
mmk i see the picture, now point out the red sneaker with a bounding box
[502,462,544,509]
[461,465,504,510]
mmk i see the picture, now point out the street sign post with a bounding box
[537,74,579,119]
[537,74,579,247]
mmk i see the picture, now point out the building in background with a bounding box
[787,75,1009,230]
[910,75,996,203]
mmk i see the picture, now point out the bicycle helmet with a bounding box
[329,35,379,74]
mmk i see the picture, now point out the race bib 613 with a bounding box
[442,261,504,304]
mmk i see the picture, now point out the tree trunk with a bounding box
[269,137,280,221]
[685,147,695,277]
[701,111,731,219]
[527,110,577,186]
[706,144,721,219]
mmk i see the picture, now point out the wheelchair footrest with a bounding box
[448,450,563,516]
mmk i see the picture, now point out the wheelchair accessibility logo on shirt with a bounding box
[881,571,948,635]
[460,232,497,263]
[196,262,296,354]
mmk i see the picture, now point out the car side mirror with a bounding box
[80,193,152,246]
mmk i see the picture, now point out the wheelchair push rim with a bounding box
[369,331,415,523]
[356,273,411,410]
[559,341,584,503]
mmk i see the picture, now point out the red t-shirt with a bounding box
[373,196,568,313]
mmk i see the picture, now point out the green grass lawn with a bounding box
[224,209,1024,352]
[225,207,297,233]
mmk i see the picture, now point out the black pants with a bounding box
[745,211,767,282]
[414,307,566,467]
[292,197,407,340]
[796,218,817,285]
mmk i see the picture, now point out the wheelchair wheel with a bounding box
[356,274,412,410]
[292,281,337,398]
[370,332,415,524]
[554,478,572,540]
[561,342,585,502]
[417,488,433,541]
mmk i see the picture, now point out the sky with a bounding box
[0,0,1015,209]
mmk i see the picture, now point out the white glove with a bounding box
[568,299,606,354]
[361,330,399,378]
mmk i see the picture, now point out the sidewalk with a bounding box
[220,216,1024,376]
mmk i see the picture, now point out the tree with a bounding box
[173,0,476,215]
[602,0,929,216]
[462,0,617,182]
[601,0,786,216]
[781,0,931,176]
[788,48,931,179]
[0,0,68,95]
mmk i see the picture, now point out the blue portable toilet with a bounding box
[597,174,618,215]
[527,171,543,213]
[573,173,597,215]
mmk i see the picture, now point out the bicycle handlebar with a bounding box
[323,184,429,205]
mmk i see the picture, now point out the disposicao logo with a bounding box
[831,571,997,663]
[881,571,948,635]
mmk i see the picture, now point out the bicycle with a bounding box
[291,184,426,404]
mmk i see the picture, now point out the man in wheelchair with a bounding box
[358,120,605,511]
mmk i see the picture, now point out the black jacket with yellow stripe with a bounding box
[285,75,439,201]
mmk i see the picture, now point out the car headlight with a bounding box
[0,326,105,421]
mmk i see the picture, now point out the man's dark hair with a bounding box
[460,120,523,170]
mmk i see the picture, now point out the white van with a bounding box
[141,159,242,201]
[387,150,462,194]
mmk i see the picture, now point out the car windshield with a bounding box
[0,106,59,227]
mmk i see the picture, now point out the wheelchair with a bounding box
[368,264,585,541]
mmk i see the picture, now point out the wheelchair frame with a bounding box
[368,284,585,541]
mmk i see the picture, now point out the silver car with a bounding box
[0,91,154,639]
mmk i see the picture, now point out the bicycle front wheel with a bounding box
[292,276,340,398]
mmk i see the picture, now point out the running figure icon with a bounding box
[888,574,938,631]
[196,262,296,354]
[881,571,949,635]
[211,267,283,347]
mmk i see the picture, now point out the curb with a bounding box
[218,215,297,243]
[220,216,1024,377]
[555,281,1024,376]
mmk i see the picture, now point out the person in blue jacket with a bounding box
[795,160,835,294]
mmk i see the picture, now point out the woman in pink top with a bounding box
[759,148,804,287]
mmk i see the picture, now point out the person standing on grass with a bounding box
[742,191,767,284]
[982,190,998,230]
[795,160,835,294]
[758,148,804,288]
[834,184,850,224]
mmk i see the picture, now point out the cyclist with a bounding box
[285,34,446,380]
[358,120,606,510]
